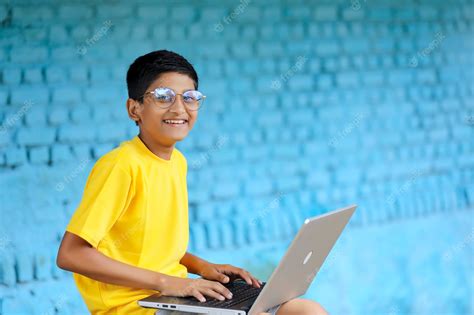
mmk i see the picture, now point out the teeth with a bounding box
[164,119,187,124]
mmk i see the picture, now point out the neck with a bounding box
[138,132,174,160]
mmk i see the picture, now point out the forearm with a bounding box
[180,252,211,275]
[66,246,166,290]
[57,233,171,291]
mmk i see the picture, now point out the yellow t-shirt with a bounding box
[66,136,189,315]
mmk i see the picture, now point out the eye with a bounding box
[183,91,203,102]
[153,88,174,102]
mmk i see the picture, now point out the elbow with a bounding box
[56,247,72,271]
[56,251,67,270]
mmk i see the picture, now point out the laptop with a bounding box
[138,205,356,315]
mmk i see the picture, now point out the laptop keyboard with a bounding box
[201,280,265,308]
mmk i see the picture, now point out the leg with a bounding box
[274,298,327,315]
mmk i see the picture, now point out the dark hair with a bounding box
[126,50,199,101]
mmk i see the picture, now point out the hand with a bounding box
[158,275,233,302]
[199,263,262,288]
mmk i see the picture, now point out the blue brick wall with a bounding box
[1,0,473,314]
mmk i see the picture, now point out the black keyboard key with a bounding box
[202,280,265,308]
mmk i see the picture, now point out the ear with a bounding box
[126,98,142,125]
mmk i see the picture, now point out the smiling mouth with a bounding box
[163,119,188,125]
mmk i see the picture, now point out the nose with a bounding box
[168,95,187,114]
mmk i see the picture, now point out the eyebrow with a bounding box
[152,86,197,93]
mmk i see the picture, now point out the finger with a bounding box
[191,289,207,303]
[207,280,233,299]
[234,269,253,285]
[249,274,261,288]
[245,271,262,288]
[200,287,226,301]
[218,272,230,283]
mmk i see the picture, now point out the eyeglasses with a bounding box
[142,87,206,111]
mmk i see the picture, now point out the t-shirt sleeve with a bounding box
[66,159,133,248]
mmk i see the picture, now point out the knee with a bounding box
[277,298,328,315]
[299,300,327,315]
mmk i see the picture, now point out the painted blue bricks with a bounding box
[1,0,473,314]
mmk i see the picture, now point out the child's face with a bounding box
[137,72,198,146]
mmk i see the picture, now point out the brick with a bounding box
[12,5,53,23]
[244,177,273,197]
[288,74,313,91]
[342,37,370,54]
[48,106,69,125]
[68,65,88,83]
[200,7,226,20]
[137,5,167,20]
[34,250,52,280]
[275,176,302,192]
[336,72,359,88]
[236,7,260,22]
[314,5,337,20]
[231,218,247,247]
[195,203,214,221]
[83,86,120,103]
[5,147,27,166]
[10,46,48,64]
[316,74,334,90]
[362,71,384,86]
[272,145,300,159]
[58,4,93,20]
[212,180,240,199]
[29,146,50,164]
[315,40,340,56]
[96,123,127,143]
[70,107,91,123]
[52,87,81,104]
[0,252,16,285]
[307,169,332,187]
[219,221,234,248]
[23,68,43,84]
[388,70,413,86]
[97,4,129,18]
[0,131,9,147]
[92,143,116,159]
[10,86,48,106]
[256,112,283,127]
[15,251,34,282]
[256,42,284,57]
[205,223,220,249]
[190,224,207,252]
[416,69,437,84]
[58,124,95,143]
[51,144,73,163]
[71,143,91,160]
[24,106,47,126]
[171,6,196,21]
[45,66,67,83]
[17,127,55,146]
[2,68,22,84]
[49,25,69,43]
[342,7,365,20]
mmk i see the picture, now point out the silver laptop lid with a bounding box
[249,205,356,315]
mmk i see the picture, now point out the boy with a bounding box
[57,50,327,315]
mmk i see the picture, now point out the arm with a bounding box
[180,251,262,288]
[180,252,212,275]
[56,232,233,302]
[56,231,166,290]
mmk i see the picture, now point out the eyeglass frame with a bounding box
[139,86,206,111]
